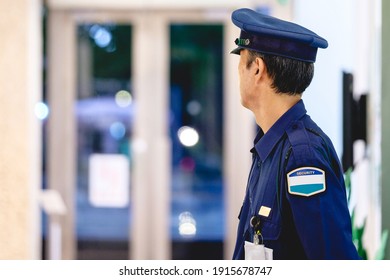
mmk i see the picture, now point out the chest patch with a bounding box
[287,167,326,197]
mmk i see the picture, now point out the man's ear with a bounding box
[254,57,266,82]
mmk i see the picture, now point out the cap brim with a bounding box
[230,46,243,55]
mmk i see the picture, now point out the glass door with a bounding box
[169,24,224,259]
[75,23,133,259]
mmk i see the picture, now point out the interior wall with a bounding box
[293,0,355,157]
[294,0,383,259]
[0,0,42,259]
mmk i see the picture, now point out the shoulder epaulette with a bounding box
[285,121,313,166]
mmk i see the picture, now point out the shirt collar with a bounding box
[252,100,307,161]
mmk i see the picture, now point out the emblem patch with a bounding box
[287,167,326,197]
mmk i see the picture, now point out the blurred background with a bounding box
[0,0,389,260]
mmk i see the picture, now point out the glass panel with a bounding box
[76,23,132,259]
[170,24,224,259]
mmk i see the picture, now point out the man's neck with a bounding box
[253,93,302,134]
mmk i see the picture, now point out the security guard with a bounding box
[230,8,361,259]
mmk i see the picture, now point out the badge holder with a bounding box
[244,216,273,260]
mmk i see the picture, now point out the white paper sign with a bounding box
[88,154,130,208]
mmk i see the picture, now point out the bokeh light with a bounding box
[178,211,197,237]
[177,126,199,147]
[109,122,126,140]
[115,90,132,108]
[34,102,49,120]
[89,25,112,48]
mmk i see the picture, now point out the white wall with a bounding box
[293,0,382,259]
[293,0,355,158]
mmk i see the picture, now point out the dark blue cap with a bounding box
[230,8,328,62]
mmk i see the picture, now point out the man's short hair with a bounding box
[247,50,314,96]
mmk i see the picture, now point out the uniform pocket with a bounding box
[259,218,281,241]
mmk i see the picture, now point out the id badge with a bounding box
[247,215,273,260]
[244,241,273,260]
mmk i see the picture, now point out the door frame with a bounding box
[46,5,261,260]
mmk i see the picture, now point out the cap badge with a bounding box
[235,38,250,46]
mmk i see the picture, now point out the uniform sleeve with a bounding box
[284,142,360,259]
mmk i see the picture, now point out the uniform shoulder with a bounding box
[286,116,332,145]
[285,119,335,165]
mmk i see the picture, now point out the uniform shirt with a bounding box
[232,100,360,260]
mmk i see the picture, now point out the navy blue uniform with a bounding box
[233,100,360,260]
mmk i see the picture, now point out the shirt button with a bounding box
[292,124,298,129]
[257,161,261,167]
